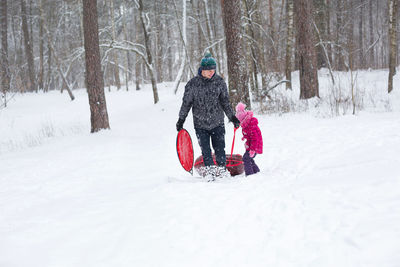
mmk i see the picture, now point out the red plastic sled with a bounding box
[194,154,244,177]
[176,129,194,174]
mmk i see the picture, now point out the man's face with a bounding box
[201,69,215,79]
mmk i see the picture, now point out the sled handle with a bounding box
[229,127,238,161]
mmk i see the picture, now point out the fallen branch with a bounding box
[261,80,291,100]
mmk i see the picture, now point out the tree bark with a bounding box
[109,0,121,90]
[294,0,319,99]
[154,2,163,83]
[347,0,356,114]
[38,0,44,91]
[251,3,268,95]
[138,0,159,104]
[203,0,216,63]
[45,6,53,93]
[21,0,36,92]
[167,0,174,81]
[1,0,10,105]
[348,0,355,71]
[359,0,364,68]
[82,0,110,132]
[220,0,249,108]
[243,0,259,95]
[123,2,130,91]
[44,23,75,101]
[173,0,187,94]
[285,0,294,89]
[314,0,326,68]
[388,0,398,93]
[193,0,206,61]
[211,0,223,76]
[134,8,141,90]
[369,0,374,68]
[268,0,279,72]
[335,0,345,70]
[326,0,332,67]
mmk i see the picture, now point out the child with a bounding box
[235,102,263,176]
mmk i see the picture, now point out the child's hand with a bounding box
[249,150,256,158]
[245,144,249,149]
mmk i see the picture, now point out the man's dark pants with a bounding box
[195,125,226,167]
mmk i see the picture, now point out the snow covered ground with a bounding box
[1,70,400,267]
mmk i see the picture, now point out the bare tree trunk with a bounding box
[203,0,216,59]
[138,0,159,104]
[154,3,163,83]
[202,0,222,71]
[359,0,364,68]
[252,4,268,94]
[82,0,110,132]
[29,0,33,50]
[347,0,356,114]
[243,0,259,94]
[388,0,398,93]
[1,0,10,105]
[314,0,326,68]
[167,1,174,81]
[192,0,203,59]
[45,27,52,92]
[211,0,222,75]
[109,0,121,90]
[268,0,278,72]
[123,3,130,91]
[285,0,294,89]
[294,0,319,99]
[313,20,335,85]
[276,0,285,45]
[217,37,225,78]
[173,0,187,94]
[44,24,75,101]
[38,0,44,91]
[348,0,355,71]
[44,5,53,93]
[369,0,374,68]
[220,0,249,107]
[21,0,36,92]
[377,0,382,68]
[326,0,333,67]
[79,0,84,47]
[336,0,345,70]
[134,9,141,90]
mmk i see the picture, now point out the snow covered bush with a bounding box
[256,69,398,117]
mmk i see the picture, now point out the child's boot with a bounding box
[244,162,255,176]
[252,163,260,174]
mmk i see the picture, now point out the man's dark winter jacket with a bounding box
[179,73,234,130]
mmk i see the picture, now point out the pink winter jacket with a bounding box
[241,116,263,154]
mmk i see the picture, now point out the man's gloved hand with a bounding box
[231,115,240,129]
[176,118,185,132]
[249,150,256,158]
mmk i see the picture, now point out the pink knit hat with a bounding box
[235,102,253,123]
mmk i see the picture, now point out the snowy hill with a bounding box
[1,70,400,267]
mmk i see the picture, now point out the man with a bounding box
[176,53,240,180]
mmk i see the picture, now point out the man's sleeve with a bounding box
[219,80,234,120]
[178,82,194,120]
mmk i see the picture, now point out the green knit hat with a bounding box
[200,52,217,70]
